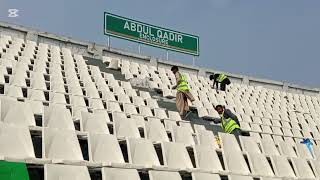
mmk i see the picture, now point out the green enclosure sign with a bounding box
[104,12,199,56]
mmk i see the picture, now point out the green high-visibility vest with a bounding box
[177,74,190,91]
[217,73,227,83]
[221,114,240,134]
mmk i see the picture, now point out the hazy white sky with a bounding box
[0,0,319,87]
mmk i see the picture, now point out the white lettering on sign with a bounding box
[123,20,183,44]
[124,21,130,30]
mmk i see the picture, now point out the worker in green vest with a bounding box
[171,66,195,118]
[209,73,231,91]
[213,105,241,140]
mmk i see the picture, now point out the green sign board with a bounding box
[104,12,199,56]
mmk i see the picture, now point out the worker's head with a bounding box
[215,105,224,114]
[171,66,179,74]
[209,74,215,80]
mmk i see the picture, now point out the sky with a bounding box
[0,0,319,88]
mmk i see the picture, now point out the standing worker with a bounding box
[213,105,241,140]
[209,73,231,91]
[171,66,195,118]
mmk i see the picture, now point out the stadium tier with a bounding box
[0,22,320,180]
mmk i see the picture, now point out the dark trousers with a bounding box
[220,78,231,91]
[231,128,242,144]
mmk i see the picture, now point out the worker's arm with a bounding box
[213,117,222,124]
[173,72,181,89]
[224,109,240,125]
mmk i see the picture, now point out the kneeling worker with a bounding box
[209,73,231,91]
[171,66,195,118]
[213,105,241,137]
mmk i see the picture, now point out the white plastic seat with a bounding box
[102,91,116,102]
[113,115,140,138]
[101,167,140,180]
[10,69,27,87]
[31,72,47,90]
[295,143,313,159]
[197,107,212,119]
[26,100,44,115]
[282,128,293,136]
[191,172,221,180]
[50,80,66,94]
[164,117,179,130]
[28,89,46,101]
[312,145,320,159]
[270,155,296,178]
[172,126,195,146]
[43,104,75,130]
[113,86,126,95]
[247,152,274,177]
[5,85,23,98]
[139,91,151,99]
[88,134,124,165]
[196,130,219,149]
[50,92,67,104]
[107,101,122,112]
[239,136,261,153]
[278,141,297,157]
[121,81,132,89]
[194,145,223,172]
[168,111,182,121]
[107,58,120,69]
[89,98,104,109]
[146,98,159,108]
[271,126,283,135]
[127,138,160,167]
[260,139,280,156]
[145,118,169,142]
[123,103,138,115]
[219,133,250,175]
[80,112,109,134]
[162,88,174,98]
[154,108,168,119]
[45,164,91,180]
[130,114,146,129]
[310,160,320,178]
[43,128,83,162]
[124,89,137,97]
[72,106,88,121]
[240,122,251,131]
[139,106,153,117]
[70,95,86,107]
[85,87,100,99]
[250,123,262,132]
[0,123,35,159]
[179,122,194,133]
[161,142,193,170]
[291,157,315,179]
[118,94,131,104]
[132,96,145,106]
[149,171,181,180]
[261,125,273,134]
[1,98,36,126]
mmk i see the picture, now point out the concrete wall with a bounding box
[0,21,319,96]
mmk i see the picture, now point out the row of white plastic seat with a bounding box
[2,124,318,179]
[44,164,267,180]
